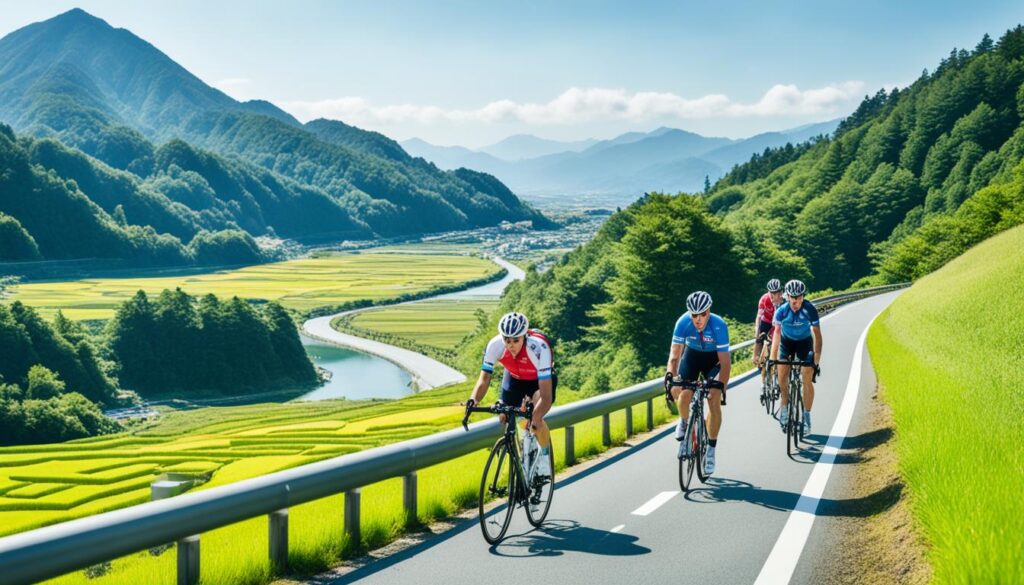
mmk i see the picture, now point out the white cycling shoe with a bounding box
[779,408,789,432]
[535,450,551,478]
[704,447,716,475]
[675,418,688,441]
[803,411,812,434]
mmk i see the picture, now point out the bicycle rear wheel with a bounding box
[525,448,554,527]
[479,438,516,544]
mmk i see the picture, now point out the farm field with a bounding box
[348,299,499,351]
[867,225,1024,584]
[5,248,500,320]
[0,380,675,585]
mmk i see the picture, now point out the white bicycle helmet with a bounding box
[785,279,807,297]
[686,291,713,314]
[498,312,529,337]
[767,278,782,292]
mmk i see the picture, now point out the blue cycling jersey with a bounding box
[672,313,730,352]
[773,301,821,340]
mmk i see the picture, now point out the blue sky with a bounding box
[3,0,1023,146]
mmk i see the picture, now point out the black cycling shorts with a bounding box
[779,335,814,362]
[500,371,557,406]
[677,347,721,382]
[756,321,774,343]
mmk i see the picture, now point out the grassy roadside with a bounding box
[866,225,1024,584]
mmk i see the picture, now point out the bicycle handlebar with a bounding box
[461,402,534,431]
[665,377,727,405]
[767,360,821,382]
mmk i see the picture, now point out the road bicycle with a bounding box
[768,359,816,456]
[462,401,554,544]
[755,335,779,417]
[665,376,725,492]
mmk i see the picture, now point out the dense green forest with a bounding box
[0,124,267,265]
[107,289,317,396]
[0,8,549,256]
[0,282,317,445]
[0,301,121,445]
[709,27,1024,287]
[466,26,1024,393]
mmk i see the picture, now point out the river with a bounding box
[292,257,524,402]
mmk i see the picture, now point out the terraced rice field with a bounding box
[0,382,675,585]
[348,299,499,350]
[6,249,500,320]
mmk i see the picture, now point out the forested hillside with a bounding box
[468,26,1024,393]
[709,27,1024,287]
[0,9,548,253]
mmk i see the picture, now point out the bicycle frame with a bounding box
[464,402,538,499]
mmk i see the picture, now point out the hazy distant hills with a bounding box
[402,120,839,202]
[0,8,548,263]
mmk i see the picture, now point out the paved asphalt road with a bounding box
[324,291,901,585]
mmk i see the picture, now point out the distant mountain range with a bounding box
[0,9,548,265]
[402,120,839,202]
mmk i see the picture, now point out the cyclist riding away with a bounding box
[665,291,731,475]
[769,280,823,434]
[753,278,784,378]
[467,312,556,480]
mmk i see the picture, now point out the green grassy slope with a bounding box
[867,224,1024,584]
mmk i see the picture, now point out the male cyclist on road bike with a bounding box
[665,291,731,475]
[753,279,784,383]
[467,312,556,480]
[769,280,823,434]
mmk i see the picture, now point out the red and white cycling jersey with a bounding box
[481,330,553,381]
[756,292,779,325]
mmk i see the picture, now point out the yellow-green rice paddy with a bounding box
[5,249,500,320]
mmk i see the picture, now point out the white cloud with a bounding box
[213,78,253,100]
[282,82,865,127]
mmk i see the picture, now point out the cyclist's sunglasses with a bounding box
[689,310,710,318]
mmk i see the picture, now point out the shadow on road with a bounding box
[490,519,650,558]
[684,476,901,518]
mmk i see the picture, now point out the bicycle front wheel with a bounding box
[679,408,700,492]
[479,438,516,544]
[787,388,802,456]
[525,448,554,527]
[695,416,710,483]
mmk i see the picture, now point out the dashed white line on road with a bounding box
[611,524,625,533]
[631,491,679,516]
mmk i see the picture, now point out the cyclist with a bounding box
[753,278,784,379]
[467,312,556,480]
[665,291,731,475]
[769,279,823,434]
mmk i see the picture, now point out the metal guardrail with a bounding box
[0,283,907,585]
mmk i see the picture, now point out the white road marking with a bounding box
[611,524,625,533]
[631,491,679,516]
[753,307,887,585]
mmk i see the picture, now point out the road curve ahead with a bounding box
[326,291,901,584]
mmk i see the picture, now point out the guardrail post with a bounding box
[177,535,199,585]
[403,472,417,525]
[344,489,361,549]
[646,398,654,431]
[602,413,611,447]
[565,425,575,465]
[268,509,288,572]
[625,406,633,438]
